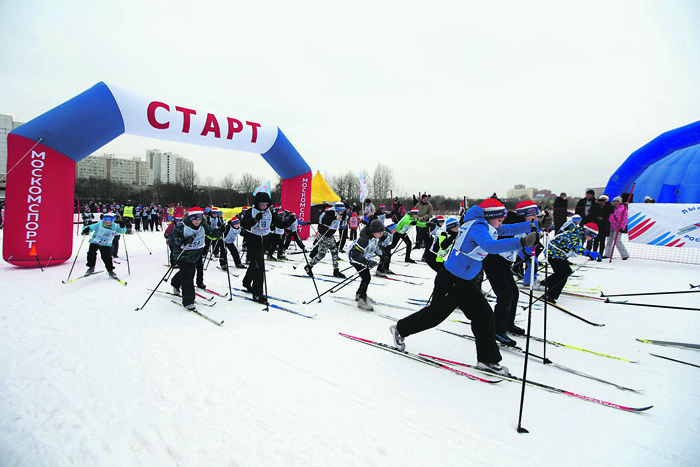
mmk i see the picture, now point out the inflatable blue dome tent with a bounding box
[605,120,700,203]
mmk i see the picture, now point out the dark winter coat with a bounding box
[587,201,614,237]
[169,216,220,264]
[552,196,568,230]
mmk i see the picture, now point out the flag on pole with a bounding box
[253,180,272,197]
[358,171,369,204]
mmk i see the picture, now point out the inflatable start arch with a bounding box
[3,82,312,267]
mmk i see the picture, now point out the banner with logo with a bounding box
[628,204,700,249]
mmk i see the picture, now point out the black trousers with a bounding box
[390,232,412,261]
[352,262,372,298]
[482,254,519,335]
[283,231,305,250]
[224,243,242,266]
[397,267,501,364]
[172,261,196,306]
[541,257,572,301]
[423,250,442,273]
[243,236,267,296]
[86,243,114,271]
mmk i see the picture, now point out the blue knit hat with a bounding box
[445,218,459,230]
[334,202,345,212]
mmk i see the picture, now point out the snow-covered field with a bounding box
[1,227,699,466]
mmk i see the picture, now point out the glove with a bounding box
[585,250,601,261]
[255,212,263,221]
[410,220,417,225]
[81,227,90,235]
[520,232,540,248]
[522,246,533,256]
[367,260,377,269]
[118,221,126,228]
[539,213,553,229]
[184,236,195,245]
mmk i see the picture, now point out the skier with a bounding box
[389,198,541,376]
[482,199,551,346]
[375,222,398,277]
[389,208,426,263]
[81,211,126,279]
[541,222,601,303]
[348,219,388,310]
[240,191,292,304]
[423,217,460,273]
[282,211,309,253]
[168,207,221,311]
[220,217,246,270]
[305,202,348,279]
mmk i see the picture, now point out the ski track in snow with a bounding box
[1,229,700,466]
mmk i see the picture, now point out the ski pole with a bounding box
[63,235,87,283]
[517,222,539,434]
[303,266,367,304]
[601,289,700,298]
[260,233,269,311]
[134,229,152,255]
[123,231,131,276]
[301,247,323,303]
[223,244,233,301]
[135,248,186,311]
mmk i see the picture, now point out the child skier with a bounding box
[81,211,126,278]
[541,222,601,303]
[168,207,221,310]
[305,202,348,279]
[348,219,388,310]
[220,217,246,270]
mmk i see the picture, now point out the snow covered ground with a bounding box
[1,227,699,466]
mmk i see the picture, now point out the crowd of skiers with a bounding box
[78,189,631,378]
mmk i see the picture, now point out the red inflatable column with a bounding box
[280,170,313,240]
[3,134,76,267]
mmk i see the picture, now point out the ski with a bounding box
[334,296,416,311]
[387,272,430,280]
[380,276,423,285]
[333,298,374,312]
[198,287,227,298]
[231,287,298,304]
[285,273,384,286]
[147,288,217,307]
[62,271,103,284]
[216,266,240,277]
[650,353,700,369]
[519,286,607,302]
[230,293,316,318]
[107,273,128,286]
[170,300,223,326]
[447,318,636,362]
[420,353,653,413]
[437,328,642,392]
[339,333,501,384]
[636,338,700,350]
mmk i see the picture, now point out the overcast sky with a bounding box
[2,0,699,200]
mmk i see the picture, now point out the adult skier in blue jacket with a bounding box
[390,199,540,376]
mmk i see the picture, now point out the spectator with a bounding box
[604,196,630,260]
[552,192,568,233]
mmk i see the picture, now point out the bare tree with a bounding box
[371,163,395,205]
[236,173,263,196]
[329,171,361,205]
[177,166,201,206]
[220,173,235,190]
